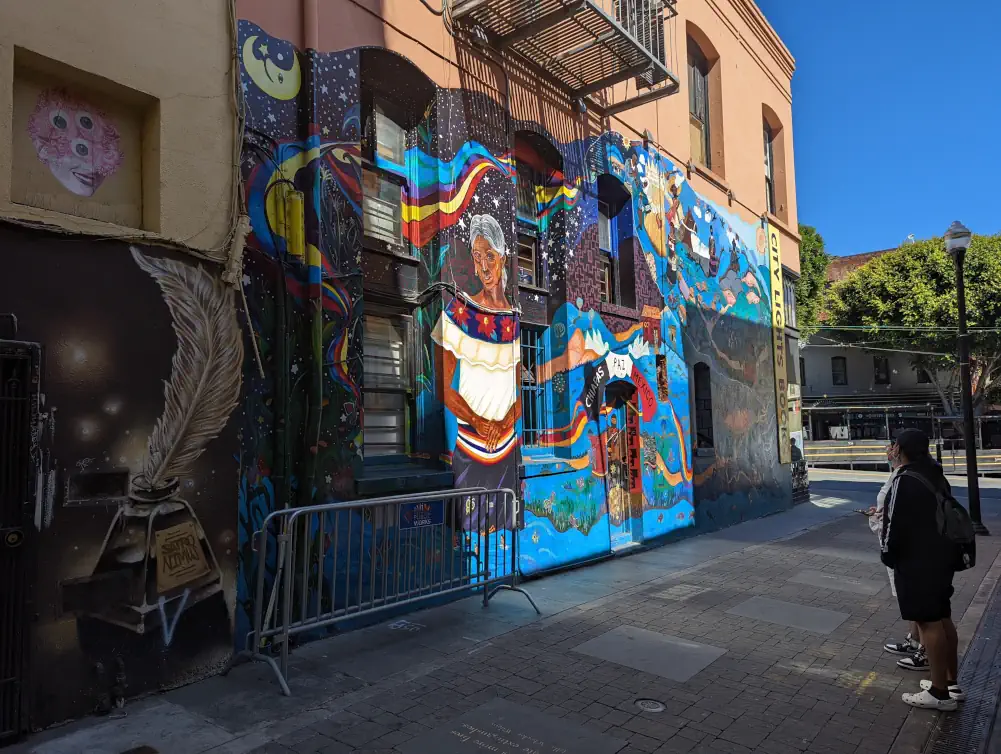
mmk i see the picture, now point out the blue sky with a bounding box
[757,0,1001,256]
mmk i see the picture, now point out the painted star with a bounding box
[325,474,332,484]
[348,67,357,78]
[339,91,347,102]
[290,363,299,374]
[258,43,269,55]
[322,125,330,135]
[268,113,276,123]
[492,197,500,207]
[242,273,251,287]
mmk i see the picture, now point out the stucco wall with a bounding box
[0,0,236,256]
[801,344,948,397]
[236,0,800,270]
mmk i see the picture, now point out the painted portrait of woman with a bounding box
[432,214,520,529]
[26,88,123,197]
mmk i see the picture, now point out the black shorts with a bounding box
[894,571,954,623]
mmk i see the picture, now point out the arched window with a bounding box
[693,362,714,449]
[762,104,788,222]
[513,131,562,288]
[596,173,633,308]
[687,24,724,177]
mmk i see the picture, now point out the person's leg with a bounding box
[943,617,959,685]
[916,620,949,695]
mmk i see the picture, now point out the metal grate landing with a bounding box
[926,574,1001,753]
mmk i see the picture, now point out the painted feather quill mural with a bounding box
[130,246,243,491]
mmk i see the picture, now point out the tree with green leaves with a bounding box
[795,224,830,337]
[825,233,1001,416]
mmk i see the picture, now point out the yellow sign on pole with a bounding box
[768,225,791,464]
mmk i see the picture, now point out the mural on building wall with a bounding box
[235,19,789,604]
[235,22,365,641]
[26,88,124,197]
[0,228,240,726]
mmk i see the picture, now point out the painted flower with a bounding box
[479,314,496,340]
[501,318,514,339]
[452,303,470,328]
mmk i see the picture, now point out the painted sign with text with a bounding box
[399,500,445,529]
[767,225,791,464]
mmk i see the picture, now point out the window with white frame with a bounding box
[362,313,411,457]
[362,169,403,246]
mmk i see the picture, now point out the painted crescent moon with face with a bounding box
[242,35,301,101]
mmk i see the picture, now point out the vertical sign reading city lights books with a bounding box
[767,225,792,464]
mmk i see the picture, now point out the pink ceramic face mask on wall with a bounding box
[27,88,124,197]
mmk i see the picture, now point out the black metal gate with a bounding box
[0,341,40,744]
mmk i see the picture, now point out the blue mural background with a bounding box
[235,20,791,640]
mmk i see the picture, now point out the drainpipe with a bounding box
[299,0,324,508]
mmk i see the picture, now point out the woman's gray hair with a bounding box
[469,214,508,256]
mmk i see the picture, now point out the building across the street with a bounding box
[800,250,1001,470]
[0,0,806,736]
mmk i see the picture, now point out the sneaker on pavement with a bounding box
[884,634,921,655]
[920,680,966,701]
[902,689,957,711]
[897,649,929,671]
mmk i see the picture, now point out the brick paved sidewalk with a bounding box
[14,489,1001,754]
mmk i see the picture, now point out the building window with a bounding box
[764,122,776,216]
[799,356,806,386]
[516,163,538,221]
[782,274,797,330]
[517,232,539,287]
[831,356,848,386]
[362,169,403,247]
[693,362,714,449]
[874,356,891,385]
[600,254,615,304]
[598,201,612,252]
[762,104,788,222]
[362,313,412,457]
[520,326,548,448]
[917,367,932,384]
[596,174,634,308]
[362,97,406,249]
[688,43,711,170]
[373,100,406,165]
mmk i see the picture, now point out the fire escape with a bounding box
[452,0,680,115]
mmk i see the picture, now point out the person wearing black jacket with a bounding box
[880,429,963,711]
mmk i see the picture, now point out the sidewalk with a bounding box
[12,484,1001,754]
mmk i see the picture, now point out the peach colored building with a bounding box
[238,0,800,272]
[233,0,805,588]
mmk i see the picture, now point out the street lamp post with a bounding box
[944,220,989,535]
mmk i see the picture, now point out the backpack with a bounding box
[901,470,977,571]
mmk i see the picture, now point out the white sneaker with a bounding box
[919,680,966,701]
[902,689,958,711]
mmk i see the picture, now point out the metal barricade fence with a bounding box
[242,487,539,695]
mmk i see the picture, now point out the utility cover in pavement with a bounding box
[652,584,713,601]
[787,569,884,595]
[808,546,882,564]
[398,697,626,753]
[571,625,725,682]
[726,596,849,634]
